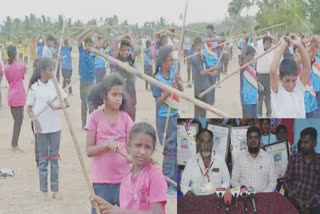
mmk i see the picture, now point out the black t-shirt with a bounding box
[116,54,136,92]
[191,54,211,96]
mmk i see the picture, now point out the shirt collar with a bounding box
[37,79,52,86]
[246,149,265,159]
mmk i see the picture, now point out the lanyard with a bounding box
[197,155,214,182]
[183,119,194,135]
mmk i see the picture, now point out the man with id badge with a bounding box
[180,129,230,196]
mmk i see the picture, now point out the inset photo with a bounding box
[177,118,320,214]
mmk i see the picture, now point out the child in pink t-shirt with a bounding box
[86,73,134,213]
[0,61,3,108]
[4,46,26,151]
[92,122,168,214]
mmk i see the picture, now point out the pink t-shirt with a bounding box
[120,163,168,213]
[0,63,3,76]
[85,109,134,184]
[4,61,26,107]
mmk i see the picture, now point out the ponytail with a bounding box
[7,46,17,64]
[29,57,55,89]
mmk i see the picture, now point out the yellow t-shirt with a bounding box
[23,47,29,56]
[18,44,23,54]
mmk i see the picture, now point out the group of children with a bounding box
[1,26,177,213]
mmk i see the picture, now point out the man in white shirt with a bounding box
[42,35,55,59]
[181,129,230,196]
[255,35,275,118]
[231,126,277,192]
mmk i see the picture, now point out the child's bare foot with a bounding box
[52,192,63,200]
[12,146,24,153]
[41,192,49,200]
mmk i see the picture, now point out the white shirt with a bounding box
[255,40,274,74]
[181,153,230,196]
[27,79,67,134]
[271,77,306,118]
[42,44,53,58]
[231,149,277,192]
[168,37,179,59]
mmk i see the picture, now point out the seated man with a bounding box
[180,129,230,196]
[283,128,320,214]
[231,126,277,192]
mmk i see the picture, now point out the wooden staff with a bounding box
[185,28,206,35]
[32,79,79,121]
[233,22,287,39]
[198,42,281,98]
[50,18,101,214]
[215,0,245,71]
[183,22,286,61]
[287,3,313,35]
[162,0,189,148]
[67,25,123,29]
[90,48,232,117]
[116,150,177,187]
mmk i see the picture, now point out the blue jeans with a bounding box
[36,131,61,193]
[156,114,178,185]
[243,104,258,118]
[92,183,120,214]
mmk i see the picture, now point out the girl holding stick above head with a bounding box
[152,45,183,196]
[92,122,168,214]
[85,73,134,213]
[270,34,311,118]
[4,45,26,152]
[26,57,69,199]
[113,32,140,122]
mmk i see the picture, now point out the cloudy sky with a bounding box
[0,0,258,26]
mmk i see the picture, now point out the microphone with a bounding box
[248,187,257,214]
[224,188,232,214]
[231,188,240,208]
[240,185,249,214]
[216,187,225,210]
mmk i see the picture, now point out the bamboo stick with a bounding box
[183,22,286,61]
[198,42,281,98]
[287,3,313,35]
[162,0,189,150]
[50,18,101,214]
[90,49,232,117]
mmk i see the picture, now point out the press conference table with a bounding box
[178,192,298,214]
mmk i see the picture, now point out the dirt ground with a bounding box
[0,48,254,214]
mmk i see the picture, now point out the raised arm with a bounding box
[270,37,289,93]
[77,28,92,46]
[289,34,311,86]
[112,33,130,58]
[128,34,141,59]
